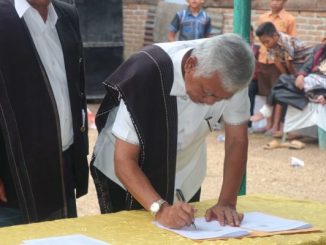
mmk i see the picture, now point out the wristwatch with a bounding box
[149,199,167,216]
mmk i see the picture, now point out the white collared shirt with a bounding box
[15,0,73,151]
[93,39,250,202]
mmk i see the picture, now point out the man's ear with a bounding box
[184,56,198,73]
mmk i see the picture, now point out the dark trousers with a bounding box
[248,79,258,127]
[0,147,76,227]
[0,207,23,227]
[62,146,77,218]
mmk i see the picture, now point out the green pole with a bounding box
[233,0,252,196]
[233,0,252,43]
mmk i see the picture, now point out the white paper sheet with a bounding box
[154,212,312,240]
[240,212,312,232]
[22,234,110,245]
[154,217,249,240]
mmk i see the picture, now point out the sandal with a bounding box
[278,140,305,150]
[288,140,305,150]
[263,140,305,150]
[263,140,286,149]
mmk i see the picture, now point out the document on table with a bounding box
[22,234,110,245]
[154,217,250,240]
[240,212,312,232]
[153,212,312,240]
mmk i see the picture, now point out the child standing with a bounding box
[167,0,211,41]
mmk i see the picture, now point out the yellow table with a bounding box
[0,194,326,244]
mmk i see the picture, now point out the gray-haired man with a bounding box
[91,34,254,229]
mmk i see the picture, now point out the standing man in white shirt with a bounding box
[0,0,88,226]
[91,34,254,229]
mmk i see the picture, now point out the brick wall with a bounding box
[213,8,326,45]
[123,1,326,58]
[123,3,151,59]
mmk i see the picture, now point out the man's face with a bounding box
[187,0,204,9]
[270,0,286,13]
[259,34,278,49]
[184,57,234,105]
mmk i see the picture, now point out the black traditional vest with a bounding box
[0,0,66,222]
[94,45,178,209]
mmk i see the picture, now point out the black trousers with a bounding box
[248,79,258,127]
[62,146,77,218]
[0,144,77,224]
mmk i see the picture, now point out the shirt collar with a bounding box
[186,8,203,17]
[267,9,287,19]
[277,32,287,47]
[47,3,58,28]
[278,9,287,19]
[15,0,58,28]
[170,47,193,97]
[14,0,30,18]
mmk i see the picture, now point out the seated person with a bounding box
[295,38,326,105]
[253,39,326,127]
[251,22,312,136]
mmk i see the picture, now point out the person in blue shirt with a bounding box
[167,0,211,41]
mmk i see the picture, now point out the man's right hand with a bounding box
[155,202,196,229]
[295,75,305,90]
[0,178,7,202]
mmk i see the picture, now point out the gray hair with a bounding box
[192,33,255,92]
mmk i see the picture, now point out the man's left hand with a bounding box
[205,203,243,227]
[309,95,326,105]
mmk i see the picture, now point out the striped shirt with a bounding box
[258,9,297,64]
[267,32,312,67]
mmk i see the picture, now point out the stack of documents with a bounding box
[154,212,314,240]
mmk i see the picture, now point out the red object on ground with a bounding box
[87,108,96,129]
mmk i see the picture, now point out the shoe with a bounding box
[263,140,285,149]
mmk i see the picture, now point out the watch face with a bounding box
[151,202,160,213]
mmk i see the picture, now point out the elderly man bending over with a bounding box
[91,34,255,229]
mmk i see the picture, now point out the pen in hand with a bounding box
[176,189,197,230]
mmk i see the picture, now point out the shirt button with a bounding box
[80,126,86,132]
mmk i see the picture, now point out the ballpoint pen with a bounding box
[176,189,197,230]
[205,116,213,132]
